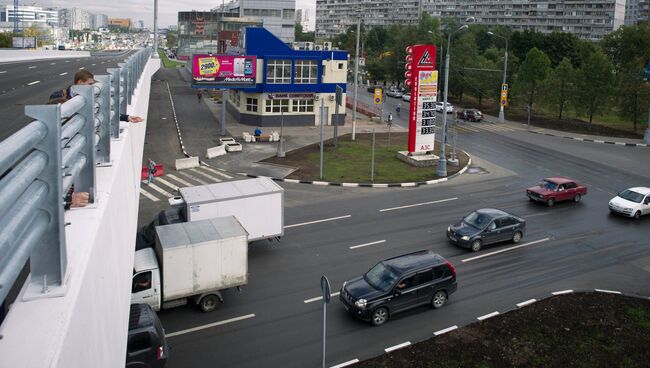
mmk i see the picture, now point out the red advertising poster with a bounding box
[405,45,437,153]
[192,54,257,87]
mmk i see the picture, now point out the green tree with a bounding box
[295,22,315,42]
[166,31,178,48]
[448,31,480,102]
[574,50,614,127]
[0,32,13,48]
[514,47,551,113]
[463,55,499,108]
[540,57,575,120]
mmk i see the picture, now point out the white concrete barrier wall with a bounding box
[175,156,200,170]
[0,58,160,367]
[0,50,91,62]
[207,145,227,159]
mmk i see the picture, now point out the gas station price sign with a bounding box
[405,45,438,154]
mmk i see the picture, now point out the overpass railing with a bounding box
[0,48,151,305]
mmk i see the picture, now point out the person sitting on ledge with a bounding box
[254,127,262,137]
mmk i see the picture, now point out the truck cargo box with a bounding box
[179,177,284,242]
[154,216,248,302]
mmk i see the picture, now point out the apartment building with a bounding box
[0,5,59,27]
[59,8,94,30]
[626,0,650,24]
[213,0,296,43]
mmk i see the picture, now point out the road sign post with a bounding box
[320,275,331,368]
[334,85,343,147]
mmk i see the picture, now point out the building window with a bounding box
[292,99,314,113]
[246,98,258,112]
[265,99,289,113]
[230,90,241,107]
[266,59,292,84]
[295,60,318,84]
[338,63,344,70]
[283,9,295,19]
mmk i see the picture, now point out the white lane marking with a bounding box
[79,67,85,70]
[144,182,173,197]
[92,63,96,66]
[59,72,68,76]
[285,215,352,229]
[349,240,386,250]
[385,341,411,353]
[461,238,550,263]
[595,289,621,294]
[379,197,458,212]
[330,359,360,368]
[201,165,234,179]
[477,311,499,321]
[304,291,340,304]
[155,177,180,192]
[190,168,222,182]
[65,60,70,63]
[552,289,574,295]
[517,299,537,308]
[139,188,160,201]
[166,313,256,338]
[166,174,193,187]
[176,170,209,185]
[27,80,40,86]
[434,325,458,336]
[50,62,56,65]
[0,71,6,73]
[28,65,36,69]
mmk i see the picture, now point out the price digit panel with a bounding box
[420,126,435,135]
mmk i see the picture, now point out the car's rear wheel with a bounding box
[371,307,389,326]
[512,231,523,243]
[470,239,482,252]
[431,291,447,309]
[546,198,555,207]
[573,194,581,203]
[634,211,642,220]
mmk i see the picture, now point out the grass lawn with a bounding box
[157,49,185,68]
[262,132,469,183]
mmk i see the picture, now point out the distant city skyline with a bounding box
[0,0,316,30]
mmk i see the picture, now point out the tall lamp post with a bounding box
[352,12,361,141]
[438,23,470,178]
[153,0,158,57]
[487,31,508,123]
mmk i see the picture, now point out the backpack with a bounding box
[48,86,70,103]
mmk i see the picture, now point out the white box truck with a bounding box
[131,216,248,312]
[179,177,284,243]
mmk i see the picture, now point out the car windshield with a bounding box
[364,262,399,292]
[463,211,492,230]
[618,189,644,203]
[540,180,558,191]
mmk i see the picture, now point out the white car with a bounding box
[402,93,411,102]
[608,187,650,219]
[386,89,403,98]
[435,102,454,113]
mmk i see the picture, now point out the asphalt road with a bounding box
[141,74,650,367]
[0,50,133,141]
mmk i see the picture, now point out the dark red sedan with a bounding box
[526,177,588,207]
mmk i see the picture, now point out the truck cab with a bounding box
[132,248,162,311]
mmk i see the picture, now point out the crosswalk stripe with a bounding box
[191,168,222,182]
[200,165,234,179]
[139,188,160,201]
[176,171,209,185]
[166,174,193,187]
[144,182,174,197]
[155,177,180,192]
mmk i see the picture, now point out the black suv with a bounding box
[126,304,170,367]
[339,250,457,326]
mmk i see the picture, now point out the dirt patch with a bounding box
[262,133,469,183]
[354,292,650,368]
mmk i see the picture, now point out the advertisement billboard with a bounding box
[192,54,257,87]
[12,37,37,49]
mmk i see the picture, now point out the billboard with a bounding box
[192,54,257,87]
[13,37,37,49]
[404,45,437,153]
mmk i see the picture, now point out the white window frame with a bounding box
[246,97,258,112]
[266,59,292,84]
[295,60,318,84]
[292,99,314,113]
[265,99,289,113]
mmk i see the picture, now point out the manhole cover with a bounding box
[466,166,488,174]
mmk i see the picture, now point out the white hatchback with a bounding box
[608,187,650,219]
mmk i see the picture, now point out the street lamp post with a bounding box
[488,31,508,123]
[352,14,361,141]
[644,103,650,145]
[153,0,158,57]
[438,24,469,178]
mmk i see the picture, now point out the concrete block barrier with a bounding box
[206,145,227,159]
[175,156,200,170]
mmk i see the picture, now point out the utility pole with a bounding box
[644,103,650,145]
[352,12,360,141]
[153,0,158,57]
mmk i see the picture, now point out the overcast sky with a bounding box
[2,0,316,30]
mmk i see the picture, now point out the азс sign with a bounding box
[192,54,257,87]
[405,45,437,154]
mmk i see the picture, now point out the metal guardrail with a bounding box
[0,48,152,305]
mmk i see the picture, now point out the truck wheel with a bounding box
[199,295,219,312]
[573,194,581,203]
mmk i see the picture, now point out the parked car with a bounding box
[339,250,457,326]
[126,304,169,368]
[386,88,403,98]
[608,187,650,219]
[435,102,454,113]
[447,208,526,252]
[367,85,382,93]
[402,93,411,102]
[527,177,588,207]
[456,109,483,122]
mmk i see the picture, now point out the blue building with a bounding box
[227,27,348,127]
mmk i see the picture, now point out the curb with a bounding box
[330,288,650,368]
[238,156,472,188]
[528,130,649,147]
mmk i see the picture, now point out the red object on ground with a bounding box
[141,164,164,181]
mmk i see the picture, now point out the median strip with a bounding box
[285,215,351,229]
[461,238,550,263]
[165,313,255,338]
[349,240,386,250]
[379,197,457,212]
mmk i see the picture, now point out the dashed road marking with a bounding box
[285,215,352,229]
[461,238,550,263]
[552,289,574,295]
[59,72,68,76]
[379,197,458,212]
[28,66,36,69]
[595,289,621,294]
[304,292,340,304]
[139,188,159,201]
[517,299,537,308]
[330,359,359,368]
[79,67,85,70]
[349,240,386,250]
[0,71,6,74]
[166,313,256,338]
[477,311,499,321]
[27,81,40,86]
[434,325,458,336]
[385,341,411,353]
